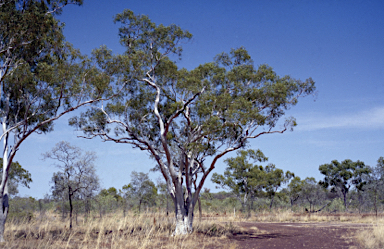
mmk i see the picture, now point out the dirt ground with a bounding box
[225,222,369,249]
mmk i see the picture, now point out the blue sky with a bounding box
[14,0,384,198]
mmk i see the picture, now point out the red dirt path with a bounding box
[226,222,368,249]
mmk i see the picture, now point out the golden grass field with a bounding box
[2,210,384,248]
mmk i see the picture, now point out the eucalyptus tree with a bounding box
[319,159,371,210]
[44,141,100,229]
[0,0,83,86]
[123,171,157,213]
[0,0,121,240]
[212,149,267,213]
[98,187,123,215]
[365,157,384,216]
[286,176,303,208]
[70,10,316,235]
[301,177,326,212]
[264,164,294,210]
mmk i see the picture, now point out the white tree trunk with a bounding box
[0,126,9,242]
[174,204,193,235]
[0,202,8,243]
[173,188,194,235]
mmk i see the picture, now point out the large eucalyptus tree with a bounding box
[0,0,118,241]
[70,10,316,235]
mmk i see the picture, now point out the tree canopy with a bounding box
[70,9,316,235]
[212,149,267,211]
[319,159,371,210]
[122,171,157,212]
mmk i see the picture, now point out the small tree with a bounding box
[156,178,170,215]
[43,141,100,229]
[123,171,157,213]
[301,177,326,212]
[365,157,384,216]
[319,159,371,211]
[212,149,267,214]
[264,164,294,210]
[286,176,303,208]
[97,187,123,216]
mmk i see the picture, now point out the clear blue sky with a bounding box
[15,0,384,198]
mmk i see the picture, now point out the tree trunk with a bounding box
[240,200,247,213]
[198,197,202,222]
[173,199,193,235]
[68,190,73,229]
[39,199,42,216]
[0,194,8,242]
[343,192,348,211]
[173,186,195,235]
[0,131,9,242]
[123,200,126,218]
[269,194,275,210]
[247,202,251,218]
[62,198,65,219]
[166,195,169,216]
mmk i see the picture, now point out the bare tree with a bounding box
[43,141,100,229]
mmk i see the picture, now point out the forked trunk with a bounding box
[174,205,193,235]
[173,192,194,235]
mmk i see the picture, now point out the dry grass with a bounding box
[3,209,384,248]
[355,223,384,249]
[236,209,384,224]
[0,211,243,249]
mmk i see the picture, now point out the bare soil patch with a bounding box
[225,222,369,249]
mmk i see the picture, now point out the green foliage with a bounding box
[212,149,267,207]
[212,149,293,210]
[264,164,294,202]
[8,197,37,223]
[69,9,315,233]
[122,171,158,212]
[300,177,326,211]
[286,176,303,206]
[319,159,371,209]
[71,9,316,169]
[100,187,123,202]
[0,158,32,195]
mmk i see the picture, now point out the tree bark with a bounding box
[269,194,275,210]
[198,197,202,222]
[68,189,73,229]
[343,192,348,211]
[0,194,8,242]
[172,184,196,235]
[173,198,193,235]
[0,130,9,242]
